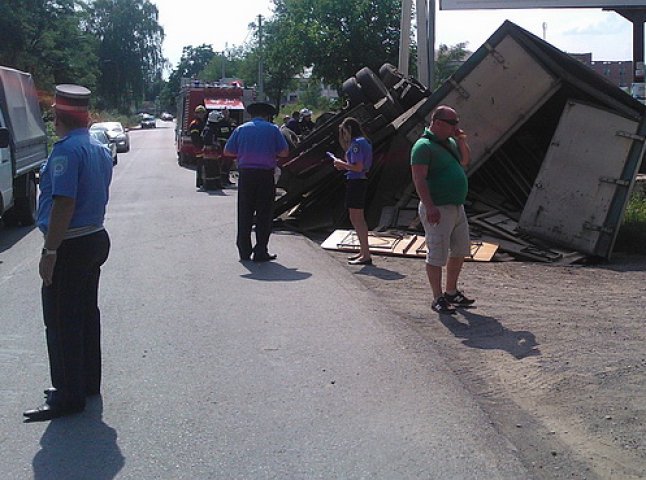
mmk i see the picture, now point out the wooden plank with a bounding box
[469,241,498,261]
[321,229,355,251]
[322,230,497,262]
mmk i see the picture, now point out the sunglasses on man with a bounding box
[435,117,459,126]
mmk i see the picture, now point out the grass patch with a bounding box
[614,191,646,254]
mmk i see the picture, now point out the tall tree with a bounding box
[0,1,98,91]
[434,42,470,88]
[158,44,216,114]
[271,0,402,89]
[89,0,164,112]
[256,15,300,110]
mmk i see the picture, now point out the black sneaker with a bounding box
[432,296,456,314]
[445,290,475,307]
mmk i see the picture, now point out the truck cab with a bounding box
[176,78,252,166]
[0,66,48,226]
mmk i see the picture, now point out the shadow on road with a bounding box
[240,260,312,282]
[439,309,541,360]
[354,264,406,281]
[0,224,35,253]
[32,396,124,480]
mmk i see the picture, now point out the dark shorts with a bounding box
[345,179,368,209]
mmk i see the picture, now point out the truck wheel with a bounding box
[355,67,389,104]
[341,77,367,107]
[379,63,403,89]
[4,174,37,226]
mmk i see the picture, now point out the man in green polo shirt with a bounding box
[410,105,475,314]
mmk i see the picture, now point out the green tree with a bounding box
[158,44,216,114]
[257,15,301,110]
[299,78,325,109]
[271,0,402,89]
[230,45,261,90]
[434,42,470,88]
[200,52,238,83]
[0,1,98,91]
[89,0,164,112]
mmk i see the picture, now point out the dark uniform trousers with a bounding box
[236,168,275,259]
[42,229,110,408]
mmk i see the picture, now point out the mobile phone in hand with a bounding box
[325,151,335,160]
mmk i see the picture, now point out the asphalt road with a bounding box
[0,120,529,479]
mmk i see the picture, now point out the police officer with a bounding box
[224,102,289,262]
[24,85,113,421]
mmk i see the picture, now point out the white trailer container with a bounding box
[404,21,646,259]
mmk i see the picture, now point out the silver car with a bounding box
[90,129,118,165]
[90,121,130,153]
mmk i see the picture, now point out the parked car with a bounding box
[160,112,174,121]
[90,129,118,165]
[140,113,156,129]
[90,121,130,153]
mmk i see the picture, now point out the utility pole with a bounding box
[399,0,413,75]
[415,0,434,89]
[257,14,265,101]
[221,42,227,81]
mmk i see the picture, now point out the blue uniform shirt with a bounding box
[37,128,113,235]
[345,137,372,180]
[224,118,288,170]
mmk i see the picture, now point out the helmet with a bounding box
[208,110,224,123]
[195,105,206,113]
[300,108,312,117]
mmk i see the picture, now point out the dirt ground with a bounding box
[326,247,646,479]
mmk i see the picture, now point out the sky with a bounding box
[151,0,635,72]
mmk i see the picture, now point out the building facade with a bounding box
[571,53,632,90]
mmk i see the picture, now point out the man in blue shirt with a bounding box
[224,102,289,262]
[24,85,113,422]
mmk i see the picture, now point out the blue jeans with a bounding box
[42,229,110,408]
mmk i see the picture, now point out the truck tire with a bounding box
[341,77,367,107]
[379,63,403,89]
[355,67,389,104]
[3,173,37,226]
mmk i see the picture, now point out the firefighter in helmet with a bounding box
[299,108,315,137]
[190,105,207,186]
[215,108,237,186]
[197,110,223,189]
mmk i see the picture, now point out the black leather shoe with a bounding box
[252,253,277,262]
[23,402,84,422]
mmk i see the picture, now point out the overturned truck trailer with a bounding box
[277,21,646,261]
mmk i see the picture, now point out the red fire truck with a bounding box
[175,78,254,166]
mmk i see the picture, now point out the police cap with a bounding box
[246,101,276,117]
[53,84,91,112]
